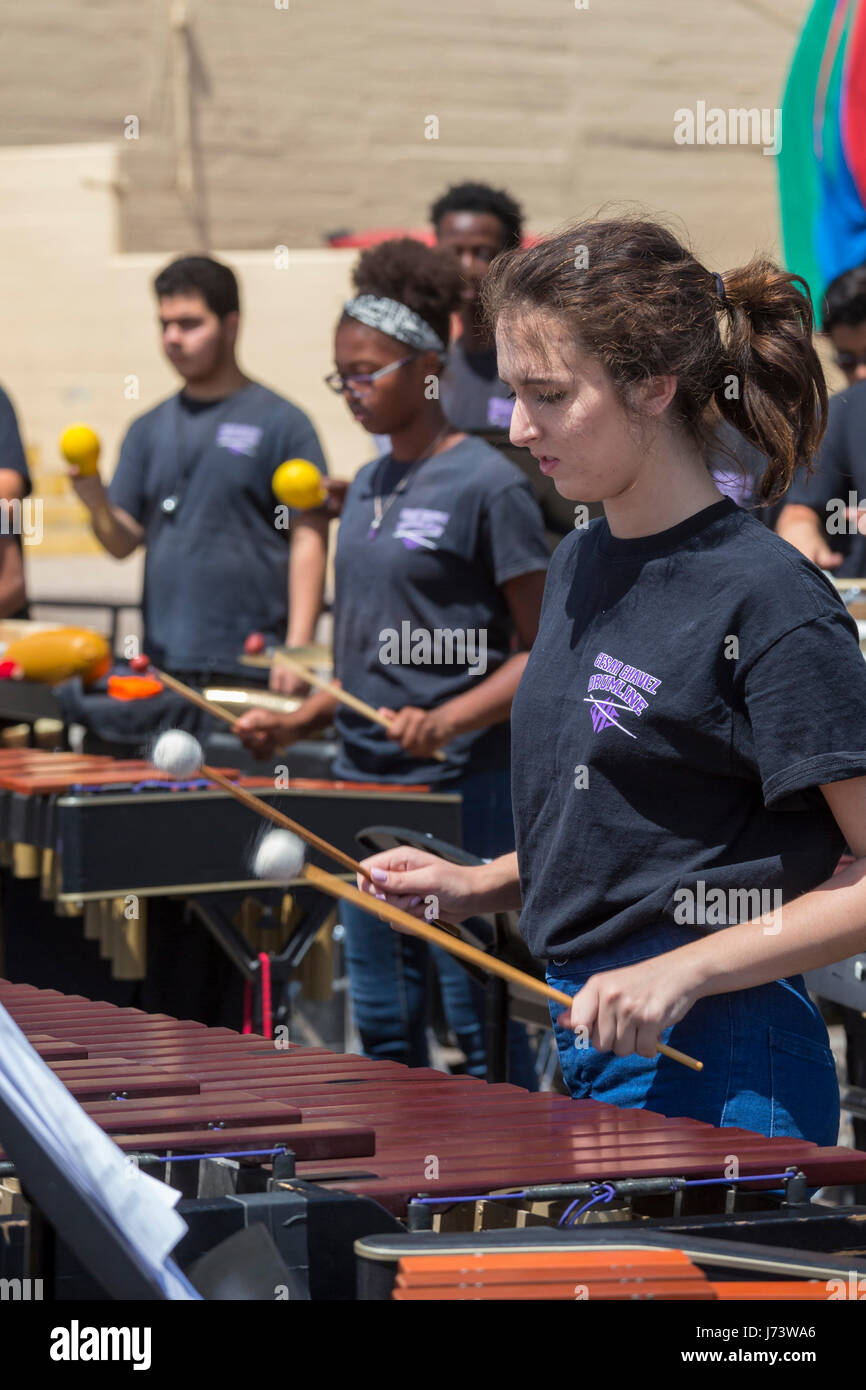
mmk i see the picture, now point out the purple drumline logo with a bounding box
[585,651,662,738]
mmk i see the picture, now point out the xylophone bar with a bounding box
[3,980,866,1219]
[389,1247,834,1300]
[391,1282,715,1300]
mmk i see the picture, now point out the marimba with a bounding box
[6,984,866,1234]
[0,748,461,897]
[0,748,461,983]
[5,984,866,1295]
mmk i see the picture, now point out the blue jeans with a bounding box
[547,923,840,1146]
[341,766,537,1090]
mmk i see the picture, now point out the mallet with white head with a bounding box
[150,729,368,877]
[150,732,702,1072]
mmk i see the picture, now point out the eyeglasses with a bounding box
[834,350,866,371]
[324,355,417,396]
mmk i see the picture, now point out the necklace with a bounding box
[367,425,451,540]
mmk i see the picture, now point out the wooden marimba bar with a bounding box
[0,979,376,1169]
[2,981,866,1222]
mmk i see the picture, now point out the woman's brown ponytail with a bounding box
[483,218,829,504]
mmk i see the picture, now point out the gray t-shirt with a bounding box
[0,384,32,582]
[109,382,327,674]
[0,386,31,490]
[784,380,866,576]
[332,435,549,783]
[439,340,515,432]
[707,419,782,529]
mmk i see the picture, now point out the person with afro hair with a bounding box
[430,181,522,435]
[431,181,577,543]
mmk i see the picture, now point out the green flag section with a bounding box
[779,0,866,314]
[778,0,837,310]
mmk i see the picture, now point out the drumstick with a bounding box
[246,647,448,764]
[150,731,702,1073]
[128,654,240,728]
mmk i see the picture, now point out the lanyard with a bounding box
[367,425,450,541]
[160,390,248,520]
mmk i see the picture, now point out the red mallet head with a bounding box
[129,654,151,673]
[244,632,266,654]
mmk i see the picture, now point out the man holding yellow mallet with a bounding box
[62,256,330,700]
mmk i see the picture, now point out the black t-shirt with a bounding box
[108,382,327,674]
[332,435,549,783]
[511,497,866,961]
[785,380,866,576]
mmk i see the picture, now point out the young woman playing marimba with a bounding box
[352,217,866,1145]
[237,238,549,1086]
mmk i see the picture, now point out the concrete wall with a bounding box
[3,0,806,259]
[0,143,372,566]
[0,0,824,578]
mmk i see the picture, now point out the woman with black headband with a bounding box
[237,238,549,1084]
[350,217,866,1145]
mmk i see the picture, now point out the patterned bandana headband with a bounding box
[342,294,446,353]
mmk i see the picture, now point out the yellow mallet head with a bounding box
[60,424,101,476]
[272,458,326,509]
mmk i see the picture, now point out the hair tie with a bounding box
[713,272,729,309]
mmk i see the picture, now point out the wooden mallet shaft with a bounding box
[139,665,453,924]
[202,763,460,936]
[297,862,703,1073]
[154,667,239,730]
[248,648,448,764]
[144,663,296,757]
[148,699,703,1073]
[202,763,364,878]
[199,759,701,1072]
